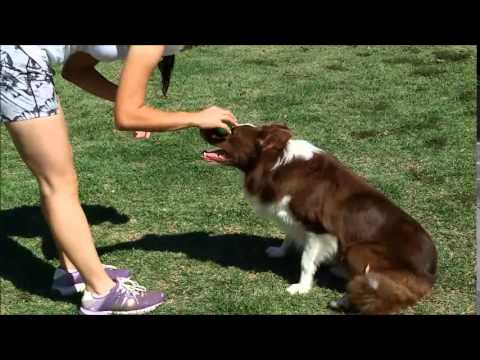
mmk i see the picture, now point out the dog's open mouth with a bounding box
[201,148,232,164]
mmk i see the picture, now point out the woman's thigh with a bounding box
[6,108,76,190]
[1,46,75,188]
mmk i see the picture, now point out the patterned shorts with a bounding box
[0,45,58,123]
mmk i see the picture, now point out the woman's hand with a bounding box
[133,131,151,139]
[191,106,238,133]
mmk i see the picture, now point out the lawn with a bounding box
[0,45,476,314]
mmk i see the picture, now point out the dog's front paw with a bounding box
[287,283,311,295]
[266,246,287,258]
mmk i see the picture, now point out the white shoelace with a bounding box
[118,278,147,299]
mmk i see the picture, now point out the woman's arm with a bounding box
[62,52,150,138]
[114,45,237,132]
[61,52,118,102]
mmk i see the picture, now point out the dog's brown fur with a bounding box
[201,124,437,314]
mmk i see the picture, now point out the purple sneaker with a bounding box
[79,278,166,315]
[52,265,130,296]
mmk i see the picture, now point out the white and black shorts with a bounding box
[0,45,58,123]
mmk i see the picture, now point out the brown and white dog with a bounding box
[201,124,437,314]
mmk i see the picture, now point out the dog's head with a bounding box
[201,123,293,171]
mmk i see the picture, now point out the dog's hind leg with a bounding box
[287,233,338,295]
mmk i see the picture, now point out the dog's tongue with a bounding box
[202,150,226,162]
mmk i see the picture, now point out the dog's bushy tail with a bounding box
[347,270,434,314]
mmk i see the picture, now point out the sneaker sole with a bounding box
[79,302,164,315]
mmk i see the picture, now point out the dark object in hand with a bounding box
[158,55,175,97]
[213,127,228,137]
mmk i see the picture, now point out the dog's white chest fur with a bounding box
[243,138,339,295]
[245,194,304,242]
[243,138,327,244]
[245,192,339,294]
[245,193,336,247]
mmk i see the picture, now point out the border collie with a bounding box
[201,124,437,314]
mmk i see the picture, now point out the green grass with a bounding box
[0,45,476,315]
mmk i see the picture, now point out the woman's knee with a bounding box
[37,168,79,198]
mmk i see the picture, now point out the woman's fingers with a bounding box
[196,106,239,132]
[222,111,238,126]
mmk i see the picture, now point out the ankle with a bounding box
[60,265,78,273]
[86,279,116,297]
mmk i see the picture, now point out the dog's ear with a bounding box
[257,125,292,152]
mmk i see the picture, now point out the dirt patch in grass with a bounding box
[432,48,473,62]
[351,114,443,140]
[244,58,279,67]
[356,50,373,57]
[424,136,448,150]
[325,63,348,71]
[411,65,447,77]
[406,164,446,185]
[383,56,427,66]
[457,88,476,103]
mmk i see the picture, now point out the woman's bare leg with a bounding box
[6,107,115,295]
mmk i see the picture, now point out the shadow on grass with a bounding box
[0,204,129,304]
[1,206,345,307]
[99,232,347,293]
